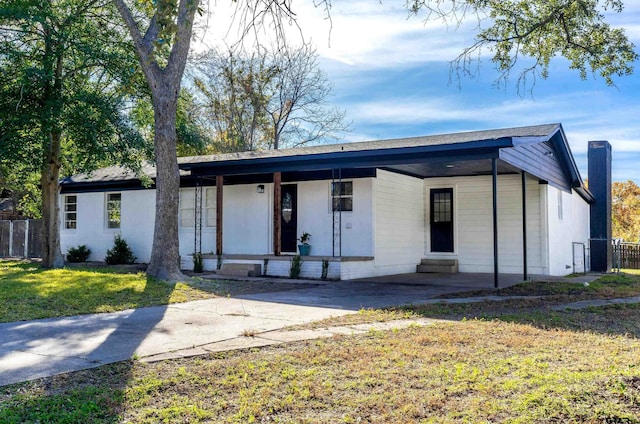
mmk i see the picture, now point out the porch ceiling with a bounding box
[382,157,520,179]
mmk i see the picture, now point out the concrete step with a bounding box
[417,259,458,274]
[219,263,262,277]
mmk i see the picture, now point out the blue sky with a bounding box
[199,1,640,182]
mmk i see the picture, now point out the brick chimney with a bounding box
[588,140,612,272]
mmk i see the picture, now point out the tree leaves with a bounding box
[612,180,640,242]
[408,0,638,92]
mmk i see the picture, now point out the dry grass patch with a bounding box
[434,270,640,299]
[2,320,640,423]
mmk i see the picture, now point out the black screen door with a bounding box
[280,184,298,252]
[430,188,454,252]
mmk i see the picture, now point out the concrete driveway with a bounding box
[0,274,521,387]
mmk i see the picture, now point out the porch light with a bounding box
[256,184,265,193]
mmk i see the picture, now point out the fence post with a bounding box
[8,221,13,257]
[24,220,29,259]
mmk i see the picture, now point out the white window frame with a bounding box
[330,181,353,212]
[179,189,195,228]
[63,195,77,230]
[205,187,216,228]
[105,192,122,229]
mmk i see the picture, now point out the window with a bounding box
[331,181,353,212]
[64,195,77,229]
[432,191,452,223]
[180,189,195,228]
[106,193,121,229]
[205,187,216,227]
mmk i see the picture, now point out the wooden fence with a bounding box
[618,243,640,269]
[0,219,43,259]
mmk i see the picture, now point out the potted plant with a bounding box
[297,232,311,256]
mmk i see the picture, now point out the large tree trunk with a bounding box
[146,86,184,281]
[41,131,64,268]
[111,0,197,282]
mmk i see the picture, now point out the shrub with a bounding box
[193,252,203,273]
[66,245,91,263]
[289,255,303,279]
[321,259,329,280]
[105,235,136,265]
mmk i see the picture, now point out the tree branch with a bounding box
[111,0,159,87]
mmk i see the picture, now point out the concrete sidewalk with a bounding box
[2,273,590,387]
[0,296,354,387]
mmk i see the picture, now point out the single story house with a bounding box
[59,123,611,283]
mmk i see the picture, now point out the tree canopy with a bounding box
[408,0,638,91]
[0,0,147,267]
[612,180,640,242]
[190,44,349,152]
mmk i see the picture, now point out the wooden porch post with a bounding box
[492,158,499,289]
[273,172,281,256]
[216,175,223,256]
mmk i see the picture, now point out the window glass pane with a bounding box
[206,210,216,227]
[331,182,340,196]
[181,189,195,205]
[205,188,216,227]
[282,193,293,223]
[342,182,353,196]
[205,188,215,208]
[179,189,196,227]
[107,193,121,228]
[64,196,77,229]
[331,181,353,212]
[181,208,195,227]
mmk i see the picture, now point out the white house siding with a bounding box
[373,170,426,276]
[60,189,156,262]
[297,178,374,257]
[219,184,273,254]
[423,175,546,274]
[544,185,590,275]
[193,178,375,257]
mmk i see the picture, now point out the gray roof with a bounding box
[178,123,561,165]
[62,123,561,184]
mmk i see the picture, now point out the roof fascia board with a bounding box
[182,137,512,172]
[187,142,508,177]
[551,126,584,187]
[60,180,152,194]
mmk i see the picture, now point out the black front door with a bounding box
[430,188,454,252]
[280,184,298,252]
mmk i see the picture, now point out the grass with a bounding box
[433,269,640,299]
[297,271,640,336]
[2,320,640,423]
[2,265,640,422]
[0,260,307,323]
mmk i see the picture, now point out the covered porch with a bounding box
[178,124,592,287]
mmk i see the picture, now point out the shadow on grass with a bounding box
[0,261,176,422]
[397,298,640,339]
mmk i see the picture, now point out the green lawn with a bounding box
[0,260,300,323]
[2,264,640,422]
